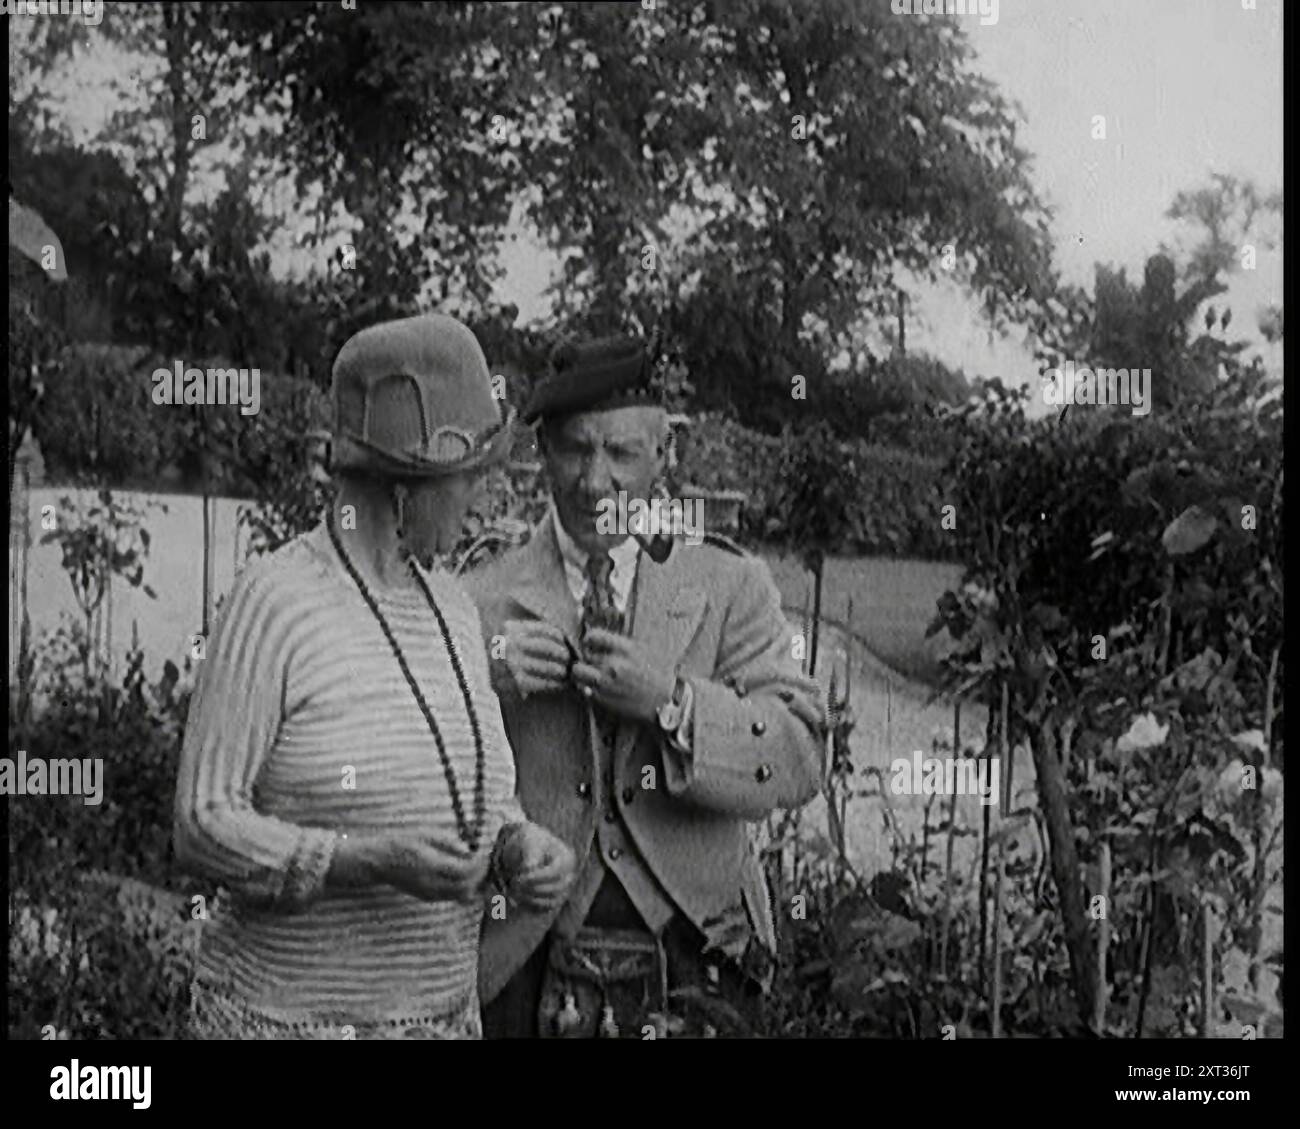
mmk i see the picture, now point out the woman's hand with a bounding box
[493,821,576,914]
[379,836,492,904]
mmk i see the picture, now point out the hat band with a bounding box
[334,406,515,476]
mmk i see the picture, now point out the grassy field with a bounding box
[762,552,966,688]
[759,552,1039,879]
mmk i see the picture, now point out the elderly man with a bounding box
[465,334,826,1038]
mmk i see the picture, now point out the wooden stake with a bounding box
[202,488,213,637]
[940,699,961,978]
[800,580,812,676]
[808,556,823,678]
[990,681,1009,1037]
[1201,900,1214,1038]
[1250,644,1279,994]
[1094,840,1110,1034]
[1263,645,1278,768]
[978,706,995,979]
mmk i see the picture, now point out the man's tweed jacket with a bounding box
[465,520,826,1005]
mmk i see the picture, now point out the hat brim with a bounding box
[330,407,516,479]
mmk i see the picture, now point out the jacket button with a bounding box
[609,846,623,861]
[577,782,591,799]
[621,787,634,804]
[604,809,616,823]
[752,720,767,736]
[755,765,773,783]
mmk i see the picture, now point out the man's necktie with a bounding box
[581,551,623,635]
[581,550,624,760]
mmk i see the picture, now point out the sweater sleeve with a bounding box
[173,562,339,911]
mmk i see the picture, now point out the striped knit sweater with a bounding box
[174,522,524,1032]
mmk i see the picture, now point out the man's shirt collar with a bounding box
[551,503,639,610]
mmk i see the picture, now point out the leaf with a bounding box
[9,198,68,281]
[1161,504,1217,555]
[1116,712,1169,753]
[1230,730,1266,754]
[829,965,881,1015]
[1030,603,1064,631]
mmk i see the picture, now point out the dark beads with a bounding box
[328,512,486,852]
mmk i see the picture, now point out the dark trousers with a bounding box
[482,876,761,1038]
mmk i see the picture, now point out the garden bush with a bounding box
[8,626,198,1039]
[923,363,1283,1035]
[675,412,951,558]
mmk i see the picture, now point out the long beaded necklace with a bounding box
[326,509,486,853]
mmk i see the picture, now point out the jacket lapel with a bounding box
[505,520,582,649]
[507,521,600,783]
[613,548,708,773]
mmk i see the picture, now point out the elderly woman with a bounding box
[175,313,575,1039]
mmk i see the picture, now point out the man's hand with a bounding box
[498,618,572,698]
[494,821,576,914]
[572,628,676,724]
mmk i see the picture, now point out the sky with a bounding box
[20,0,1285,397]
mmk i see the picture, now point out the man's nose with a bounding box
[578,451,615,495]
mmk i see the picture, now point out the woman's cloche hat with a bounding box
[329,312,515,478]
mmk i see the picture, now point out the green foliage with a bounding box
[676,413,952,559]
[9,628,196,1039]
[9,875,197,1041]
[212,0,1061,428]
[38,489,159,682]
[230,374,333,555]
[927,361,1283,1033]
[9,237,67,484]
[32,346,167,485]
[1086,254,1229,408]
[767,420,863,573]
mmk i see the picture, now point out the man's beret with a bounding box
[523,335,661,424]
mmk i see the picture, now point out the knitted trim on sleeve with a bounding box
[278,828,340,910]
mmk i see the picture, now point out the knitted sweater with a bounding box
[174,523,523,1033]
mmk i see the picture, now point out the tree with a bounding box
[1074,176,1283,410]
[1087,254,1229,410]
[1165,174,1281,286]
[214,1,1063,428]
[531,0,1064,426]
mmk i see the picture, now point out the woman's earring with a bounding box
[392,483,409,543]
